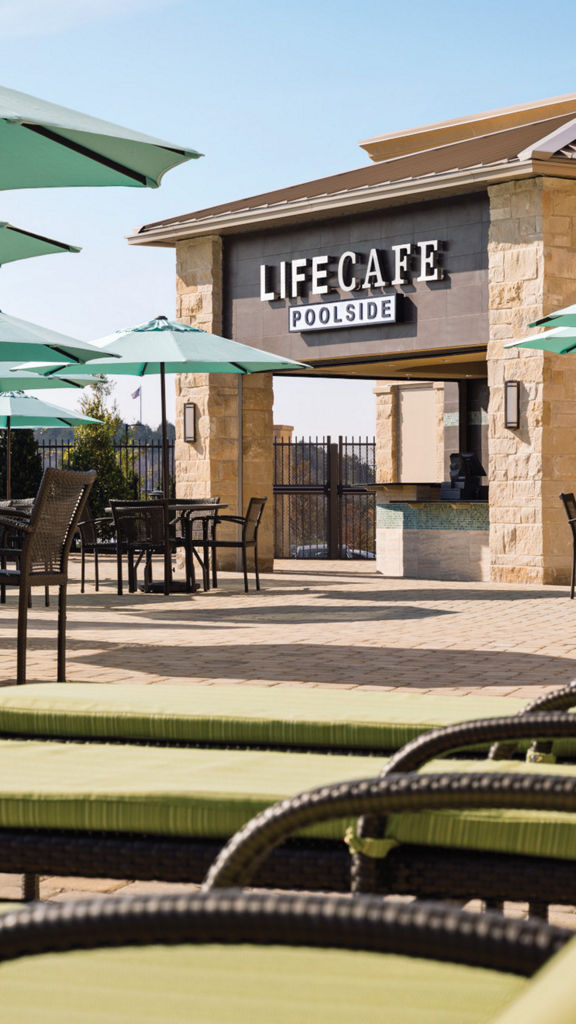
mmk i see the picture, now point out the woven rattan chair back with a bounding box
[0,467,95,684]
[111,502,165,547]
[242,497,267,544]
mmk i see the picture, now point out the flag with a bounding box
[131,387,141,400]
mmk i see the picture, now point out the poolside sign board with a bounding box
[288,295,397,332]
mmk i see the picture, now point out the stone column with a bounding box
[373,382,397,481]
[174,235,274,571]
[488,177,576,584]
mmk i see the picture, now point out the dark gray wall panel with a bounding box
[224,193,489,365]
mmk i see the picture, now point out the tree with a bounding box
[65,379,136,517]
[0,429,43,499]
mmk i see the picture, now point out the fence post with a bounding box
[327,439,339,559]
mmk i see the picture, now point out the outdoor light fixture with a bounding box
[504,381,520,429]
[183,402,196,442]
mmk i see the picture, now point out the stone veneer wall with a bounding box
[488,177,576,584]
[174,235,274,570]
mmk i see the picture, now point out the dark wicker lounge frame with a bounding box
[202,713,576,918]
[9,691,576,904]
[0,891,568,984]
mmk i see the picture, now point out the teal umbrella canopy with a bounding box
[0,391,100,499]
[0,85,201,190]
[0,363,87,391]
[504,327,576,355]
[0,309,121,364]
[0,222,80,265]
[529,304,576,329]
[29,316,311,377]
[27,315,310,500]
[0,391,100,428]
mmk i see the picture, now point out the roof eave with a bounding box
[127,158,573,247]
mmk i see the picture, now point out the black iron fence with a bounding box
[274,435,376,560]
[37,440,175,497]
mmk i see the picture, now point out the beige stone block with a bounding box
[502,247,540,282]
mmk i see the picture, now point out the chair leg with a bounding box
[212,547,218,589]
[128,551,136,593]
[44,586,50,607]
[242,545,249,593]
[22,873,39,901]
[116,547,123,596]
[254,541,261,591]
[571,541,575,599]
[94,548,100,592]
[80,543,86,594]
[185,544,195,594]
[57,584,67,681]
[17,583,29,685]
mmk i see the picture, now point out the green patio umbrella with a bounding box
[504,326,576,355]
[28,315,310,590]
[0,362,87,391]
[25,314,310,498]
[0,392,100,499]
[0,309,121,364]
[0,85,201,190]
[0,222,80,265]
[529,304,576,330]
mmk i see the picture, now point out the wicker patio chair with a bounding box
[0,892,569,1023]
[0,468,95,685]
[207,496,267,591]
[77,508,116,593]
[180,496,220,590]
[110,499,192,595]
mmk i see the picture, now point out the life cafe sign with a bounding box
[259,240,445,333]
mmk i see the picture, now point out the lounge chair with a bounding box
[0,679,574,903]
[0,890,570,1023]
[203,712,576,919]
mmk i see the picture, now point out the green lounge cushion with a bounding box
[2,740,576,858]
[492,935,576,1024]
[0,682,527,750]
[0,941,526,1024]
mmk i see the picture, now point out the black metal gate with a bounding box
[274,436,376,559]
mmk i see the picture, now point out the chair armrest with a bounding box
[382,712,576,776]
[211,515,245,525]
[0,514,32,533]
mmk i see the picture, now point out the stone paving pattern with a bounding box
[0,556,575,920]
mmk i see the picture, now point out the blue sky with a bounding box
[1,0,576,433]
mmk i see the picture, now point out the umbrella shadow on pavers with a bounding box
[128,603,452,626]
[0,603,453,634]
[317,587,569,603]
[64,642,576,689]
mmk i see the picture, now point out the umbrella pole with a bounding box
[160,364,171,595]
[6,417,11,501]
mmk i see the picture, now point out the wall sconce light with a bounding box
[183,402,196,442]
[504,381,520,429]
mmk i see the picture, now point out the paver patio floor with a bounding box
[0,556,575,914]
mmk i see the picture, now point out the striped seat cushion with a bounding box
[0,941,527,1024]
[1,740,576,860]
[0,682,527,750]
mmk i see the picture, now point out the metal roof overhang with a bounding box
[127,157,576,246]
